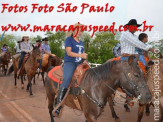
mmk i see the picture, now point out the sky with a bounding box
[0,0,162,42]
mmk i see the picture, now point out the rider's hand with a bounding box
[149,48,155,53]
[80,53,88,59]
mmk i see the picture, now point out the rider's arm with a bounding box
[66,47,87,59]
[122,32,150,51]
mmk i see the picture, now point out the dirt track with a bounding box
[0,73,155,122]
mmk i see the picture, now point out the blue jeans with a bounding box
[60,62,81,88]
[39,54,43,69]
[18,52,27,69]
[139,55,147,66]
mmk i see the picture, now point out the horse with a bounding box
[8,45,41,95]
[39,54,62,85]
[137,57,163,122]
[108,53,163,122]
[44,56,152,122]
[0,51,11,75]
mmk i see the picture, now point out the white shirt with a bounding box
[15,44,21,53]
[120,31,149,54]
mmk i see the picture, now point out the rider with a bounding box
[15,41,22,54]
[113,43,121,57]
[39,37,51,72]
[136,33,150,74]
[1,44,8,53]
[120,19,154,60]
[35,39,42,52]
[18,35,31,71]
[0,44,8,63]
[54,22,87,116]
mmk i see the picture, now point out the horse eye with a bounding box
[134,73,139,77]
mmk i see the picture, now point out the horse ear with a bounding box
[128,56,134,65]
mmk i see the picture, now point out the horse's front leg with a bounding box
[41,72,45,86]
[21,76,24,89]
[108,96,120,122]
[27,76,33,96]
[14,72,17,88]
[137,104,145,122]
[33,75,36,85]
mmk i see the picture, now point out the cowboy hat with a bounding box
[42,37,48,41]
[66,22,85,37]
[124,19,142,27]
[36,39,42,42]
[3,44,8,47]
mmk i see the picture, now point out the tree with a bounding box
[0,34,16,54]
[45,31,66,58]
[87,32,119,63]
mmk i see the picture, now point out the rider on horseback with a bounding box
[0,44,8,63]
[39,37,51,72]
[120,19,155,62]
[18,35,31,72]
[54,22,88,116]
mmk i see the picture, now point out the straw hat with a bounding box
[66,22,85,37]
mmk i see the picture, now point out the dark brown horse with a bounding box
[0,51,11,75]
[39,54,62,85]
[45,56,152,122]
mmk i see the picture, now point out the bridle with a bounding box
[74,60,146,108]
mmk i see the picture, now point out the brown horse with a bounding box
[0,51,11,75]
[137,58,163,122]
[44,56,152,122]
[8,45,41,95]
[108,54,163,122]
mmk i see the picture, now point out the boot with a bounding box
[54,88,67,116]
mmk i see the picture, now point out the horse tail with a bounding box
[8,64,14,75]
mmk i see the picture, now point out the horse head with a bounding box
[31,45,41,63]
[117,56,152,104]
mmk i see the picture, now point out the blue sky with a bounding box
[0,0,162,41]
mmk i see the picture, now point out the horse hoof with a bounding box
[126,109,130,112]
[21,85,24,89]
[115,118,121,122]
[30,93,33,96]
[146,112,150,116]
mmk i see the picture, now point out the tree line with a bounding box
[0,31,162,64]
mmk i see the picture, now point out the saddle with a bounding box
[48,63,90,94]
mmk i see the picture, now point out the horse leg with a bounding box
[137,104,145,122]
[24,75,26,80]
[47,94,55,122]
[124,103,130,112]
[33,75,36,85]
[41,72,45,86]
[14,73,17,88]
[27,76,33,96]
[108,97,120,122]
[21,76,24,89]
[145,104,150,116]
[4,65,7,76]
[85,113,97,122]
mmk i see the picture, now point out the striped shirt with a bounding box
[1,47,8,53]
[120,31,149,54]
[20,41,31,52]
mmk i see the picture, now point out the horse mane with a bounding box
[83,61,119,85]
